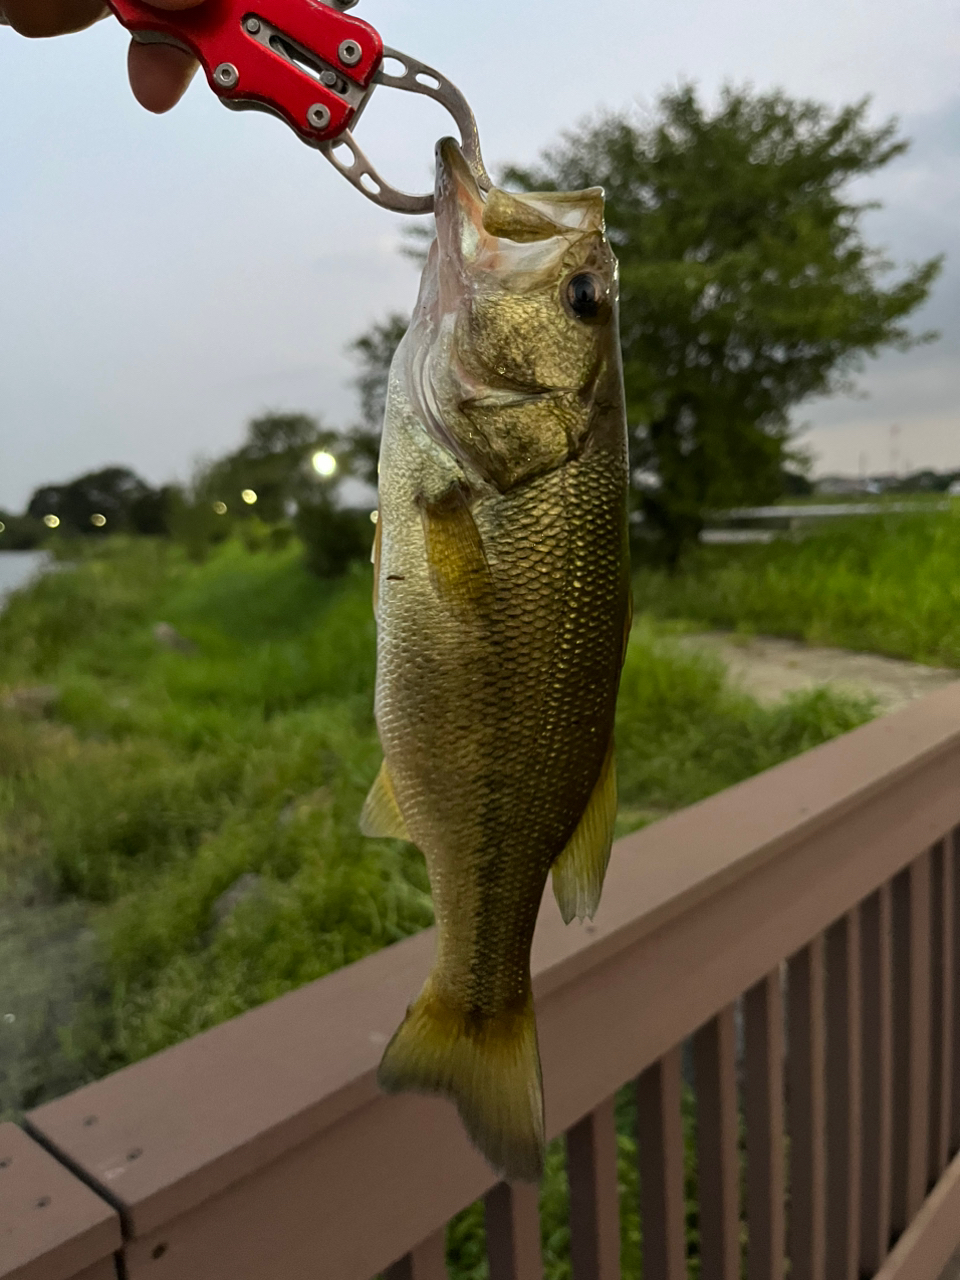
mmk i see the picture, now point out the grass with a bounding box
[635,507,960,667]
[0,536,875,1277]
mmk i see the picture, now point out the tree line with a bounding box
[0,83,942,571]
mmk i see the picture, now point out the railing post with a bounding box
[385,1229,448,1280]
[825,911,861,1280]
[951,830,960,1161]
[787,936,826,1280]
[485,1182,543,1280]
[693,1005,741,1280]
[744,971,786,1280]
[566,1097,621,1280]
[891,853,933,1236]
[635,1048,686,1280]
[859,884,893,1275]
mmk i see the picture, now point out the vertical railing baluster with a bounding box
[566,1097,621,1280]
[787,935,826,1280]
[486,1182,543,1280]
[825,911,861,1280]
[744,971,786,1280]
[941,835,956,1167]
[942,839,957,1172]
[928,841,950,1184]
[951,830,960,1159]
[890,851,933,1236]
[636,1047,686,1280]
[694,1005,741,1280]
[385,1228,449,1280]
[859,883,893,1275]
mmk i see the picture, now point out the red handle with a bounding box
[108,0,383,142]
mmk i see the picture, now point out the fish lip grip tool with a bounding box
[107,0,491,213]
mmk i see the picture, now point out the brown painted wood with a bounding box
[891,852,933,1234]
[384,1229,448,1280]
[635,1049,686,1280]
[484,1183,542,1280]
[907,852,933,1217]
[927,842,952,1186]
[744,972,786,1280]
[24,688,960,1280]
[859,884,894,1275]
[787,937,826,1280]
[71,1263,118,1280]
[824,912,861,1280]
[566,1098,620,1280]
[872,1149,960,1280]
[0,1123,121,1280]
[939,837,956,1172]
[950,830,960,1160]
[693,1006,740,1280]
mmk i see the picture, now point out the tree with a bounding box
[26,467,171,536]
[181,410,371,576]
[200,411,337,523]
[345,314,409,486]
[505,85,943,565]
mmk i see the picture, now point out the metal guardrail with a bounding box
[717,503,952,520]
[4,685,960,1280]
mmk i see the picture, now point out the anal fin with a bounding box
[551,739,617,924]
[360,760,411,841]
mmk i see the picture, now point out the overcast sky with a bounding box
[1,0,958,510]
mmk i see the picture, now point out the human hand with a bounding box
[0,0,203,113]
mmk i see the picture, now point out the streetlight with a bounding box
[311,450,337,478]
[241,489,258,505]
[43,514,60,529]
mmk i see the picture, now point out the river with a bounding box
[0,550,49,607]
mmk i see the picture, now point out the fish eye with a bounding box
[564,273,605,321]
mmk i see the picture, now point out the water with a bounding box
[0,551,48,607]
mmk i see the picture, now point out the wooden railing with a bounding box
[4,684,960,1280]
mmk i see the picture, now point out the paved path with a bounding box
[677,632,958,713]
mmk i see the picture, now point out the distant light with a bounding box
[370,510,379,524]
[90,513,107,528]
[241,489,258,505]
[312,450,337,478]
[0,522,5,533]
[213,501,228,515]
[43,514,60,529]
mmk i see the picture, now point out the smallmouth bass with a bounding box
[362,138,630,1181]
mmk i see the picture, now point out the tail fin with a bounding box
[377,976,545,1182]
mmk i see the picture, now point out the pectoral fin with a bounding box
[359,760,410,841]
[551,739,617,924]
[419,485,493,613]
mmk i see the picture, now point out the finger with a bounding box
[2,0,107,36]
[128,37,199,112]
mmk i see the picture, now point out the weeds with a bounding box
[635,509,960,667]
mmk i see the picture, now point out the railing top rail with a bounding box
[22,683,960,1258]
[0,1122,120,1280]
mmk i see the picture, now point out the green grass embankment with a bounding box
[636,509,960,666]
[0,537,873,1278]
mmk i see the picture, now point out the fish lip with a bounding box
[434,137,485,216]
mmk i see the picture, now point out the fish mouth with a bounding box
[434,137,487,282]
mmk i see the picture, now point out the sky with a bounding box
[1,0,959,511]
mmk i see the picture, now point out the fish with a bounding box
[361,137,631,1182]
